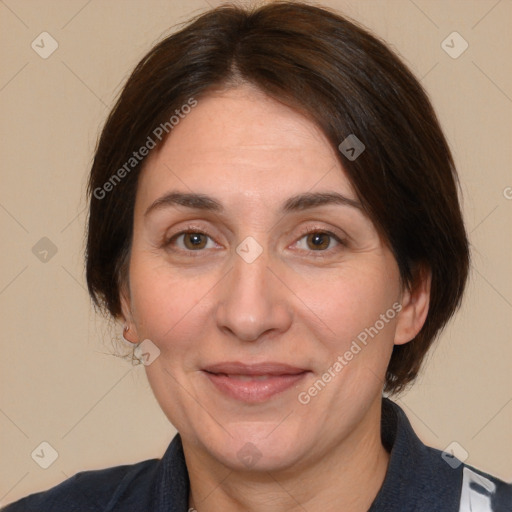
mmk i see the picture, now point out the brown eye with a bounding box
[163,226,223,256]
[182,232,208,250]
[306,232,332,250]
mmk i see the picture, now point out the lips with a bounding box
[202,362,309,403]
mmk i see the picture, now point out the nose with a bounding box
[214,240,293,342]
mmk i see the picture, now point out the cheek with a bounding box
[128,253,214,355]
[127,257,216,428]
[293,259,401,347]
[299,269,400,403]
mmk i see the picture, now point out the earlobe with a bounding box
[394,266,432,346]
[122,324,137,344]
[119,287,139,344]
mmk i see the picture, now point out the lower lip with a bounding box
[203,371,309,403]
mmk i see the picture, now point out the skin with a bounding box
[121,84,430,512]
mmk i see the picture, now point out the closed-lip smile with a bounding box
[202,362,310,403]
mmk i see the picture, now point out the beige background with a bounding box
[1,0,511,506]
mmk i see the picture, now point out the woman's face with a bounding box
[123,84,410,472]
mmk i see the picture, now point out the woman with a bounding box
[3,2,510,511]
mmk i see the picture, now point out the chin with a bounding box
[200,422,310,473]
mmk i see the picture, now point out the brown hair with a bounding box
[86,1,470,394]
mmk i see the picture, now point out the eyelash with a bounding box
[163,225,346,257]
[292,226,346,256]
[163,227,218,257]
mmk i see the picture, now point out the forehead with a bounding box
[136,85,357,211]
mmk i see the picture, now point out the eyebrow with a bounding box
[144,191,363,217]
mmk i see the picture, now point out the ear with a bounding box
[394,265,431,346]
[119,284,139,344]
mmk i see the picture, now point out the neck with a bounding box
[185,397,389,512]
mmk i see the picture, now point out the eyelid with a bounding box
[290,225,347,254]
[163,223,222,251]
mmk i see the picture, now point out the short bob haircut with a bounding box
[86,1,470,395]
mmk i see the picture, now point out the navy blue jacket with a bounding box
[2,398,511,511]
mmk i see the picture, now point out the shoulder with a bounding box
[420,441,512,511]
[376,399,512,511]
[1,458,159,512]
[457,462,512,512]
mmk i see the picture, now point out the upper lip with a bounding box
[202,362,308,376]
